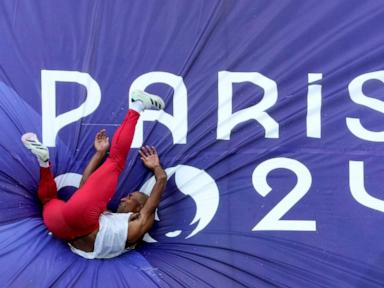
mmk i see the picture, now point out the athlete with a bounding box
[22,90,167,259]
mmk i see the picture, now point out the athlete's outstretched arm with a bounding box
[128,146,167,243]
[139,146,167,216]
[136,146,167,234]
[79,129,110,187]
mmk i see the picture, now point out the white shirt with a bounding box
[69,212,133,259]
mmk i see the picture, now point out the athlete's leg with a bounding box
[21,136,73,238]
[109,109,141,172]
[22,111,141,239]
[38,166,58,205]
[62,91,165,237]
[22,133,57,204]
[63,109,141,231]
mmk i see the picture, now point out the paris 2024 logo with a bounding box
[139,165,219,242]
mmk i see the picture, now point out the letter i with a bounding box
[306,73,323,138]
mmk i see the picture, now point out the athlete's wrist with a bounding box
[153,165,166,181]
[95,150,107,157]
[152,165,162,171]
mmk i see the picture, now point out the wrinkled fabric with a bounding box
[1,1,384,287]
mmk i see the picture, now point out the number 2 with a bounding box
[252,157,316,231]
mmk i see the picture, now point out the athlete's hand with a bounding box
[94,129,110,153]
[139,146,161,170]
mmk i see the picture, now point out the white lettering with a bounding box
[346,71,384,142]
[349,161,384,212]
[307,73,323,138]
[42,70,101,147]
[129,72,188,148]
[217,71,279,140]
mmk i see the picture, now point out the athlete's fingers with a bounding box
[140,147,149,157]
[139,149,146,158]
[143,145,151,156]
[151,146,157,155]
[145,145,152,155]
[96,129,105,140]
[147,145,154,155]
[141,146,148,157]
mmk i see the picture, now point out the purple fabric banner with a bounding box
[1,0,384,287]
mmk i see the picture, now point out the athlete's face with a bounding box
[117,191,148,213]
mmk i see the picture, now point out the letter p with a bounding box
[41,70,101,147]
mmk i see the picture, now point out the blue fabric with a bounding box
[1,1,384,287]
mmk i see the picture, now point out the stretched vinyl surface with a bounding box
[1,1,384,287]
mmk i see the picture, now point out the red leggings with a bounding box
[38,110,140,240]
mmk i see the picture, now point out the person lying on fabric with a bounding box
[21,90,167,259]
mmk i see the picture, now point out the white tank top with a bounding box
[69,212,133,259]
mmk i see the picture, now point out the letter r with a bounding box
[217,71,279,140]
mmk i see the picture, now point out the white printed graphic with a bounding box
[54,173,82,190]
[129,72,188,147]
[140,165,220,242]
[217,71,279,140]
[42,70,101,147]
[306,73,323,138]
[349,161,384,212]
[252,157,316,231]
[346,71,384,142]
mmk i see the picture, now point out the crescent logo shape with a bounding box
[139,165,220,242]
